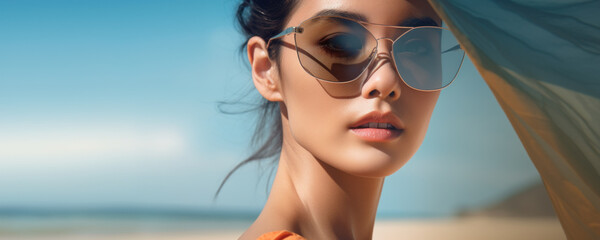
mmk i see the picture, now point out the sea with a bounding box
[0,208,256,237]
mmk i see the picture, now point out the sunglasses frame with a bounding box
[266,15,465,92]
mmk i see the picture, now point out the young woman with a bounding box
[224,0,464,239]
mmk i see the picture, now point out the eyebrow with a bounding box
[312,9,440,27]
[313,9,368,22]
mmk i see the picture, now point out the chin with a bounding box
[332,148,411,178]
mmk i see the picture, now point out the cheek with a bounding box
[393,91,440,165]
[401,90,440,145]
[279,53,346,157]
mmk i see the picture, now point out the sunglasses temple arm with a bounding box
[442,44,462,54]
[266,27,303,47]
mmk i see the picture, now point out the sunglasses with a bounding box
[266,15,465,94]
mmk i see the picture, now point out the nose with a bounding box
[360,51,402,101]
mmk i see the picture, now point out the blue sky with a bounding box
[0,0,541,216]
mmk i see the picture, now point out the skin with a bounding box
[240,1,441,239]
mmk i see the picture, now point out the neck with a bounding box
[258,139,384,240]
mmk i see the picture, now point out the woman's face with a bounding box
[275,0,442,178]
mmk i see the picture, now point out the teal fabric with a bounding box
[428,0,600,239]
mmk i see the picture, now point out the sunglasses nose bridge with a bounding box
[373,37,395,55]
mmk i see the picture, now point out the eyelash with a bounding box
[318,33,363,59]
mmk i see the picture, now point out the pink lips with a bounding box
[350,128,403,141]
[349,111,404,142]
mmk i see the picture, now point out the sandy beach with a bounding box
[7,216,566,240]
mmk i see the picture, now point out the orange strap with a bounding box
[257,230,306,240]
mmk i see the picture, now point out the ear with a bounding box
[247,36,283,102]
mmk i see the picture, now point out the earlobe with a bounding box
[247,36,283,102]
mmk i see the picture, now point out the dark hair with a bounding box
[214,0,298,199]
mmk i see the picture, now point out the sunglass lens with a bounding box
[295,16,377,82]
[393,27,464,91]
